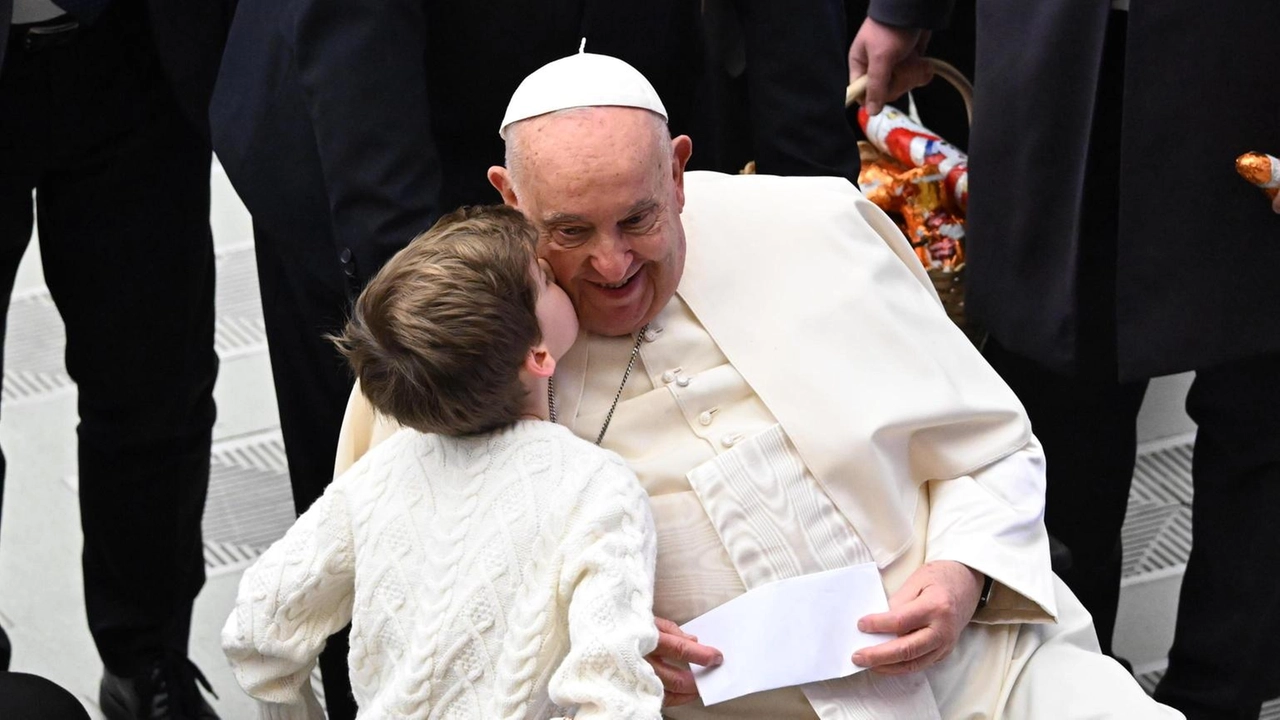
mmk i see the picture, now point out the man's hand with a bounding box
[852,560,983,675]
[646,617,723,707]
[848,16,935,116]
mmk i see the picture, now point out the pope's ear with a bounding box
[488,166,520,208]
[524,344,556,379]
[672,135,693,211]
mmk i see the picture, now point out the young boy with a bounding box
[222,205,664,719]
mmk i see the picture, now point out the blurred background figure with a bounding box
[694,0,860,181]
[852,2,1280,718]
[0,0,233,717]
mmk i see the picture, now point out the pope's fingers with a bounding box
[858,595,935,637]
[852,626,941,668]
[868,645,949,676]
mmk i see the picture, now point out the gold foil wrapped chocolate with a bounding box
[1236,152,1280,201]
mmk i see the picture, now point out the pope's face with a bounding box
[497,108,692,337]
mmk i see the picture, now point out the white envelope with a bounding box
[678,562,895,706]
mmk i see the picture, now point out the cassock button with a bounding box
[698,411,714,426]
[642,327,662,343]
[661,370,677,384]
[676,375,691,387]
[721,433,743,448]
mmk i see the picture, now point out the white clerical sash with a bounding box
[685,425,940,719]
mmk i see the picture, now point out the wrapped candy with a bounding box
[858,154,911,212]
[899,168,966,271]
[858,106,969,211]
[1236,152,1280,202]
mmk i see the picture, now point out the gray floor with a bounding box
[0,166,1274,718]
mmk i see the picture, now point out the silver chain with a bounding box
[547,323,648,446]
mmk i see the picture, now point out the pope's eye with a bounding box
[551,226,590,248]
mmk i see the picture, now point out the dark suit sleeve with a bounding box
[291,0,442,289]
[867,0,954,30]
[735,0,861,182]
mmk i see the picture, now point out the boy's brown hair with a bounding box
[332,205,542,436]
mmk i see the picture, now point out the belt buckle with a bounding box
[22,18,81,52]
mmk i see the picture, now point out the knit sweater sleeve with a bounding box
[221,475,357,720]
[547,455,664,720]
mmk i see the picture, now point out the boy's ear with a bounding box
[524,344,556,379]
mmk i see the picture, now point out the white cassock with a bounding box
[334,172,1180,719]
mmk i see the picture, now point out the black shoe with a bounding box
[0,625,10,671]
[100,653,220,720]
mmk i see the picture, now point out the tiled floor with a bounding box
[1,166,1274,718]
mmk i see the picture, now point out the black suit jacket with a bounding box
[210,0,703,290]
[872,0,1280,379]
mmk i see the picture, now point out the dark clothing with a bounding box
[869,2,1280,716]
[0,0,218,676]
[697,0,860,182]
[962,1,1280,379]
[0,672,93,720]
[210,3,704,715]
[1159,353,1280,719]
[144,0,237,144]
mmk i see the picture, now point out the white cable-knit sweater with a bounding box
[222,420,664,720]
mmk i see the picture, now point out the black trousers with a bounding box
[251,219,357,718]
[0,2,217,677]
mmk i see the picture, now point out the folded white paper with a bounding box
[678,562,895,706]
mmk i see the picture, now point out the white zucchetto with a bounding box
[498,51,668,139]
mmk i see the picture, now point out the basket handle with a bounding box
[846,58,973,126]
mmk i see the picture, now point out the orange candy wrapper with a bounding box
[1236,152,1280,202]
[858,143,966,272]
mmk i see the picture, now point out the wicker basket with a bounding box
[848,58,979,343]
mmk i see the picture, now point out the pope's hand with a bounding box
[847,16,934,116]
[646,617,723,707]
[851,560,983,675]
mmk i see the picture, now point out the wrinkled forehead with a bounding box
[513,108,670,191]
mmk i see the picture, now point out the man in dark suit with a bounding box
[209,3,703,717]
[852,2,1280,718]
[695,0,861,181]
[1,0,231,717]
